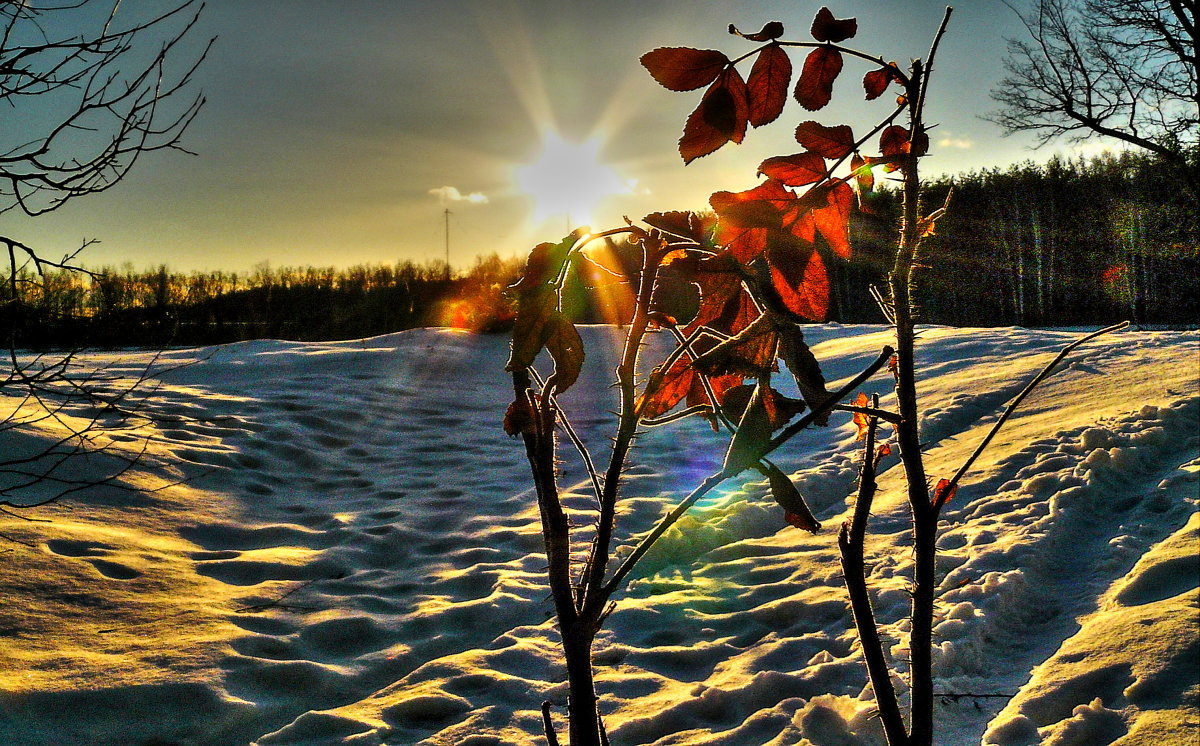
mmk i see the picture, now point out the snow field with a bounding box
[0,325,1193,745]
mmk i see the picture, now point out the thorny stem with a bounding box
[887,9,953,745]
[838,396,909,746]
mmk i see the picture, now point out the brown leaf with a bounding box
[643,211,700,242]
[810,7,857,43]
[794,121,855,160]
[503,397,536,436]
[758,151,826,187]
[723,382,774,473]
[862,67,895,100]
[545,314,584,393]
[850,154,875,196]
[879,125,910,158]
[762,461,820,532]
[641,47,729,91]
[506,286,559,372]
[794,47,842,111]
[679,68,749,163]
[775,321,830,421]
[746,44,792,127]
[729,20,785,42]
[692,313,777,380]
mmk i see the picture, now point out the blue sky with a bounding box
[2,1,1123,272]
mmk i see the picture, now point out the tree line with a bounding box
[2,151,1195,350]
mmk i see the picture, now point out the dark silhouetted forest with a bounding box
[3,152,1195,350]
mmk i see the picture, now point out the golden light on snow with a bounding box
[515,133,631,228]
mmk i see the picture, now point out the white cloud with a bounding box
[937,136,974,150]
[429,186,489,205]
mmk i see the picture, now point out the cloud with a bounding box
[429,186,488,205]
[936,136,974,150]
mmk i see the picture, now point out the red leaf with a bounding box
[794,47,842,111]
[785,511,821,532]
[863,67,894,100]
[794,121,855,160]
[758,151,826,187]
[637,354,696,419]
[711,178,793,263]
[810,7,857,43]
[811,181,854,259]
[503,397,536,437]
[746,45,792,127]
[679,69,749,163]
[730,21,785,42]
[641,47,729,91]
[879,125,910,158]
[769,246,829,321]
[932,478,958,509]
[850,154,875,195]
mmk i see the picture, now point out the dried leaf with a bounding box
[851,391,870,440]
[879,125,910,158]
[643,211,699,243]
[723,381,774,473]
[775,320,830,422]
[506,286,559,372]
[680,68,749,163]
[810,7,857,43]
[850,154,875,195]
[762,461,820,532]
[729,20,785,42]
[758,151,826,187]
[545,314,584,393]
[641,47,729,91]
[692,313,777,379]
[794,47,842,111]
[862,67,894,100]
[794,120,855,161]
[503,397,536,436]
[746,44,792,127]
[932,478,957,509]
[637,354,695,419]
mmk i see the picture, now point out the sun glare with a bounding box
[515,133,629,228]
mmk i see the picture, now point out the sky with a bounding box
[2,0,1127,273]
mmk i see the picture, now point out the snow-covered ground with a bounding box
[0,325,1195,746]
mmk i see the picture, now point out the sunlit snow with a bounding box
[0,325,1194,745]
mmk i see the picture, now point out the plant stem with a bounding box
[839,398,908,746]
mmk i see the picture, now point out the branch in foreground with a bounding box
[602,345,895,596]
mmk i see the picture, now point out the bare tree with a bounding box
[989,0,1199,193]
[0,0,208,511]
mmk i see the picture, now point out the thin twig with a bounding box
[942,321,1129,501]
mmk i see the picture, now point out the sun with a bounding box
[515,133,629,228]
